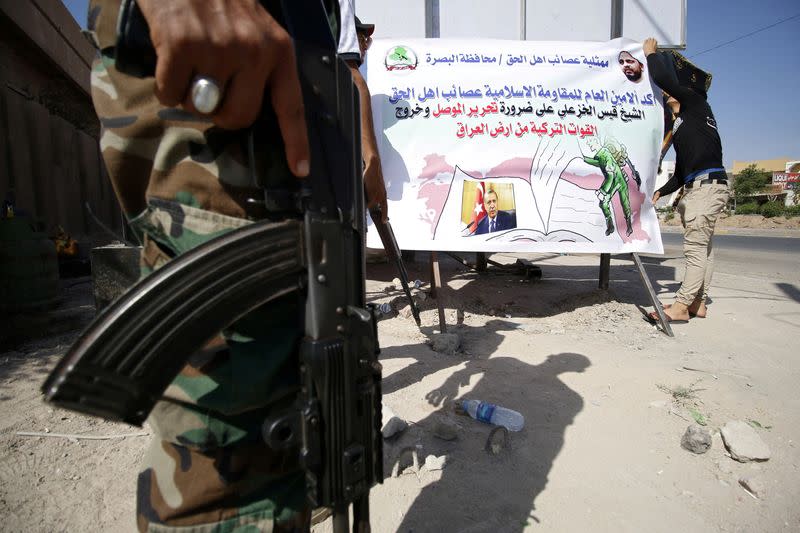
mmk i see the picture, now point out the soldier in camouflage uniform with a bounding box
[87,0,318,530]
[583,137,634,237]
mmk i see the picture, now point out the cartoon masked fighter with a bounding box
[582,137,637,236]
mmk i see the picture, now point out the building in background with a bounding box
[0,1,122,241]
[772,161,800,206]
[732,158,799,207]
[731,158,793,175]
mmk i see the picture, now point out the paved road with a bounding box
[654,232,800,281]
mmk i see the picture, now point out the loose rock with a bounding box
[433,419,459,441]
[381,405,408,439]
[428,333,460,355]
[681,424,712,454]
[720,421,771,462]
[399,305,413,319]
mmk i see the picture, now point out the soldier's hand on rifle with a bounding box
[364,156,389,222]
[643,37,658,57]
[137,0,310,177]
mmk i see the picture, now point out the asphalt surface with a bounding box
[652,232,800,282]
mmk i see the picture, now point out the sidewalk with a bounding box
[660,225,800,238]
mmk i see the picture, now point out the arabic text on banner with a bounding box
[365,38,665,254]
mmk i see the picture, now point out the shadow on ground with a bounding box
[380,346,590,532]
[367,252,680,321]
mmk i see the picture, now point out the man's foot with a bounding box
[605,219,615,236]
[654,301,692,322]
[663,301,707,318]
[690,301,708,318]
[625,218,633,237]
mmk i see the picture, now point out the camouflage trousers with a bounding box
[88,1,311,528]
[132,201,310,532]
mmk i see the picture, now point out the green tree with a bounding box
[733,164,772,201]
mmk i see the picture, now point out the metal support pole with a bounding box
[631,252,674,337]
[429,251,447,332]
[476,252,488,272]
[425,0,440,38]
[519,0,527,40]
[597,0,622,292]
[598,253,611,289]
[610,0,623,39]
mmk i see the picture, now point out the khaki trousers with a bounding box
[675,179,731,305]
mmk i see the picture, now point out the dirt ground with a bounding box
[661,213,800,230]
[2,242,799,532]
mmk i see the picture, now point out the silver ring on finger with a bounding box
[190,76,223,115]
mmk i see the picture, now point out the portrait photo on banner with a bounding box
[462,181,517,236]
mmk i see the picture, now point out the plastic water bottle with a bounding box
[462,399,524,432]
[378,302,392,315]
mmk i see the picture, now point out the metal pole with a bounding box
[598,253,611,290]
[430,251,447,332]
[599,0,623,290]
[519,0,527,40]
[476,252,488,272]
[425,0,440,38]
[631,253,674,337]
[610,0,623,39]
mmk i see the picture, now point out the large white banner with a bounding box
[365,38,665,254]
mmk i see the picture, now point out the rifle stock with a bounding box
[42,1,382,530]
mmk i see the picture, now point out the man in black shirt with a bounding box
[645,38,731,323]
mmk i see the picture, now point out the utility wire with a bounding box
[689,12,800,58]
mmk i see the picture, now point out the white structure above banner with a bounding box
[356,0,686,48]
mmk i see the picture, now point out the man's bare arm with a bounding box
[347,61,388,222]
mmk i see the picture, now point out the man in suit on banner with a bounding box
[474,189,516,235]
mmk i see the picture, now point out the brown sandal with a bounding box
[662,304,706,319]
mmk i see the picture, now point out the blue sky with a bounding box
[62,0,798,168]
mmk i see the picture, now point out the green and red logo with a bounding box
[385,46,418,71]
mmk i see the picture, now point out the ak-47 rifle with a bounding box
[42,1,382,531]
